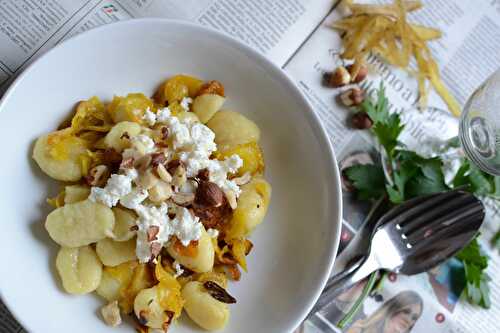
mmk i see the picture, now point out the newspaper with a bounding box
[285,1,500,332]
[0,0,333,90]
[1,0,499,332]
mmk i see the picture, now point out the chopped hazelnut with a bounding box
[154,163,173,183]
[101,300,122,327]
[85,165,110,187]
[171,192,195,206]
[172,165,187,188]
[232,172,252,186]
[149,181,173,203]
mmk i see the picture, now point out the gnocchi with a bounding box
[207,110,260,145]
[167,227,215,273]
[96,270,122,302]
[34,74,272,332]
[45,199,115,247]
[96,261,138,302]
[111,207,137,242]
[64,185,91,204]
[192,94,226,123]
[182,281,230,330]
[226,177,272,239]
[96,238,137,267]
[104,121,142,152]
[33,129,87,181]
[134,286,172,329]
[56,246,103,294]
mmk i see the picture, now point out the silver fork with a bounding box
[310,190,484,315]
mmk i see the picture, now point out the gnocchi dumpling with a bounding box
[207,110,260,145]
[56,246,103,294]
[134,286,172,329]
[182,281,230,330]
[96,261,138,302]
[96,238,137,267]
[112,207,137,242]
[64,185,90,204]
[226,177,272,239]
[104,121,142,152]
[45,199,115,247]
[96,270,122,302]
[108,94,154,123]
[154,75,204,105]
[215,142,265,176]
[32,129,87,181]
[167,227,214,273]
[192,94,226,123]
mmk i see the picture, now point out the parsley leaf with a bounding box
[456,237,491,308]
[362,84,404,157]
[384,150,448,202]
[452,159,500,197]
[344,164,386,201]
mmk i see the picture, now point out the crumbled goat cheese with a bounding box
[165,117,191,150]
[134,203,172,262]
[120,188,148,209]
[133,205,204,262]
[206,228,219,239]
[89,173,135,207]
[156,107,171,123]
[89,187,119,207]
[173,260,184,278]
[170,207,203,246]
[180,97,193,111]
[131,134,156,154]
[142,108,157,126]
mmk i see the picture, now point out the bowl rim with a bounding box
[0,18,342,333]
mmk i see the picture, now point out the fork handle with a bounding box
[308,254,378,316]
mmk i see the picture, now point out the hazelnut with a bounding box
[232,172,251,186]
[351,112,373,129]
[101,301,122,327]
[346,64,368,83]
[149,181,173,203]
[134,154,152,172]
[85,165,110,187]
[171,192,195,206]
[167,159,183,174]
[120,157,134,169]
[172,165,187,188]
[154,163,172,183]
[224,190,238,210]
[339,87,364,107]
[326,66,351,87]
[197,168,210,181]
[150,242,162,258]
[147,226,160,242]
[136,169,159,189]
[160,126,169,140]
[151,152,167,167]
[195,181,225,208]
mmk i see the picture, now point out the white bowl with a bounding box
[0,19,341,333]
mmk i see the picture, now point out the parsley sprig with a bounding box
[344,84,498,308]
